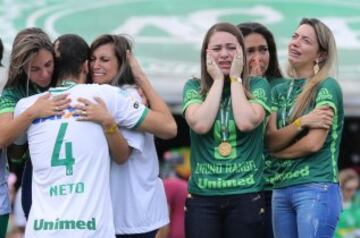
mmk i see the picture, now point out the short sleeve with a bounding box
[100,85,148,129]
[119,128,145,153]
[0,88,18,114]
[249,77,271,114]
[182,79,203,114]
[270,84,281,112]
[315,77,343,114]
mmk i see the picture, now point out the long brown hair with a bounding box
[287,18,337,121]
[199,22,250,97]
[90,34,134,86]
[6,28,54,90]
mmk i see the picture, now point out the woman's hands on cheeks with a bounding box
[229,48,244,79]
[206,50,224,81]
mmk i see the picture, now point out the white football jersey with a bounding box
[14,82,147,238]
[111,86,169,234]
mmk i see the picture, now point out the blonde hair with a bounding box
[287,18,337,121]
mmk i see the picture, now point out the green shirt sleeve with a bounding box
[182,79,203,114]
[249,77,271,114]
[315,77,343,115]
[0,87,22,114]
[270,84,280,112]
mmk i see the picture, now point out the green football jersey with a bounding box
[269,77,344,188]
[182,77,271,195]
[263,77,288,190]
[0,84,42,113]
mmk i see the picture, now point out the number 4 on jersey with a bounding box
[51,122,75,176]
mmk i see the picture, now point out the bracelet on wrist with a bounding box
[292,118,302,131]
[104,123,118,135]
[230,76,242,84]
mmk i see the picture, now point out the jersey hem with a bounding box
[188,187,264,196]
[272,180,339,189]
[115,218,169,234]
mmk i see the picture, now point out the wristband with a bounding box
[230,76,242,84]
[104,123,118,135]
[292,118,302,131]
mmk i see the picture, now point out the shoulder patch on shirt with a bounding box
[184,89,202,102]
[317,88,333,101]
[252,88,267,102]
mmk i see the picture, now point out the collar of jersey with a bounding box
[49,80,77,93]
[293,78,306,86]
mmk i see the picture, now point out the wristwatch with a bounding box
[230,76,242,84]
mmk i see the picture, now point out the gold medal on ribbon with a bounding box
[218,97,232,157]
[218,141,232,157]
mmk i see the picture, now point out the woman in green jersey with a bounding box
[238,22,283,238]
[182,22,270,238]
[238,22,333,238]
[266,18,343,238]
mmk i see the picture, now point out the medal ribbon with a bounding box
[220,97,231,142]
[281,79,295,128]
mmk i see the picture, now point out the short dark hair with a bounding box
[53,34,89,83]
[0,38,3,66]
[237,22,282,80]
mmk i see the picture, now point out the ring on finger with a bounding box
[82,111,87,117]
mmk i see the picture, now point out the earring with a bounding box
[313,59,320,75]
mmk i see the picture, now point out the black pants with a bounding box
[264,190,274,238]
[21,159,32,219]
[116,229,158,238]
[185,192,265,238]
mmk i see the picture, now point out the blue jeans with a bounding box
[272,183,342,238]
[185,192,265,238]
